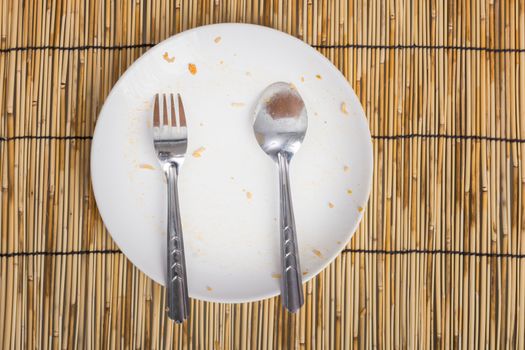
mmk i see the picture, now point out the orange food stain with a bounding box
[206,286,213,291]
[328,202,335,208]
[300,76,305,82]
[162,52,175,63]
[192,147,206,158]
[358,206,364,212]
[341,102,349,115]
[316,74,322,80]
[344,165,350,172]
[214,36,222,43]
[188,63,197,75]
[347,189,353,195]
[246,191,253,200]
[139,163,155,170]
[312,249,323,258]
[272,273,282,279]
[302,271,308,276]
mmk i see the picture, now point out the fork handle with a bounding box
[165,163,190,323]
[277,152,304,313]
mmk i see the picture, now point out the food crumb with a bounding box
[206,286,213,291]
[302,271,308,276]
[312,249,323,258]
[289,83,297,91]
[300,76,305,82]
[139,163,155,170]
[341,102,349,115]
[246,191,253,200]
[219,60,224,64]
[162,52,175,63]
[344,165,350,172]
[358,206,364,212]
[231,102,245,107]
[192,147,206,158]
[214,36,221,43]
[271,273,282,279]
[316,74,322,80]
[328,202,335,208]
[347,189,353,195]
[188,63,197,75]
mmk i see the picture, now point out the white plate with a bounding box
[91,23,373,303]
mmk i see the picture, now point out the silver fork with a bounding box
[153,93,190,323]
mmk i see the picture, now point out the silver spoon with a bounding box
[253,82,307,313]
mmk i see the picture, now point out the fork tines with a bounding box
[153,93,187,128]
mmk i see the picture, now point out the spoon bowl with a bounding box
[253,82,308,160]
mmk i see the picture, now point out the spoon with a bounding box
[253,82,307,313]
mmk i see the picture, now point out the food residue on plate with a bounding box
[231,102,245,107]
[192,147,206,158]
[219,60,224,64]
[312,249,323,258]
[246,191,253,200]
[206,286,213,291]
[271,273,282,279]
[214,36,221,43]
[344,165,350,172]
[139,163,155,170]
[341,102,349,115]
[347,189,353,195]
[162,52,175,63]
[300,76,305,82]
[316,74,322,80]
[328,202,335,208]
[302,271,308,276]
[188,63,197,75]
[358,206,364,212]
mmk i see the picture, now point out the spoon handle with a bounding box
[277,152,304,313]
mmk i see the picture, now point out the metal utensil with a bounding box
[253,82,307,313]
[153,93,190,323]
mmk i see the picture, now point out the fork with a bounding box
[153,93,190,323]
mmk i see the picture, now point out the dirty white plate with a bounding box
[91,23,373,303]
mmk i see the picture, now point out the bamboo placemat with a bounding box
[1,0,525,348]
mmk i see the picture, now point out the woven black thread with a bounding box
[1,248,524,259]
[311,43,525,52]
[2,43,525,53]
[343,248,525,258]
[0,43,156,53]
[371,133,525,143]
[2,134,525,143]
[0,135,93,141]
[0,249,122,258]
